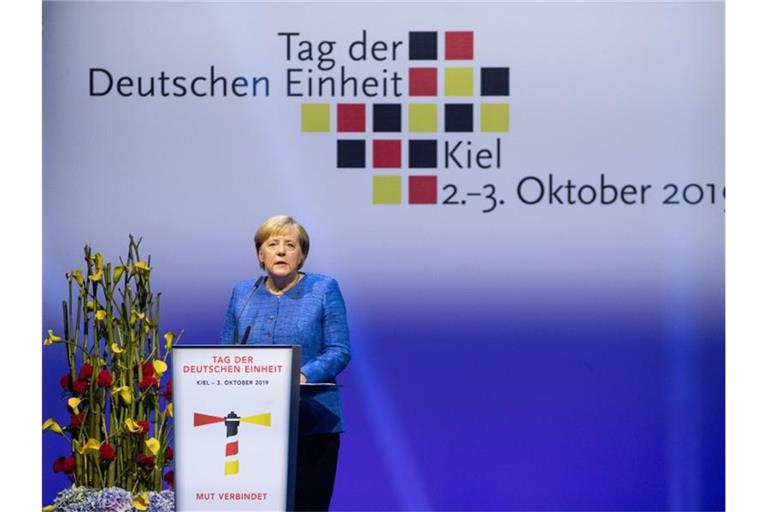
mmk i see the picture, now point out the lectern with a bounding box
[173,345,301,511]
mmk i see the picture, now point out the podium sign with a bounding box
[173,345,300,511]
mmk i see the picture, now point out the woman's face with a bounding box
[258,229,304,279]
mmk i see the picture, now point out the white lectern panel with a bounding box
[173,345,299,511]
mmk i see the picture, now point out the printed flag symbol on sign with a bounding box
[193,411,271,476]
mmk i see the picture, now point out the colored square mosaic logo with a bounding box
[373,140,402,168]
[300,29,512,206]
[301,103,330,132]
[445,31,473,60]
[337,104,365,132]
[373,176,402,204]
[409,140,437,168]
[480,103,509,132]
[409,31,437,60]
[481,68,509,96]
[337,140,365,168]
[409,176,438,204]
[409,104,438,133]
[445,68,473,96]
[445,104,473,132]
[409,68,438,96]
[373,104,402,132]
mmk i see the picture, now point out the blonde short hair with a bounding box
[254,215,310,270]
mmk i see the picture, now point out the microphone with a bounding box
[232,276,264,345]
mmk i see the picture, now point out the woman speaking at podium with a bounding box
[220,215,351,511]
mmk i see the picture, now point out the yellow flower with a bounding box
[153,359,168,376]
[133,260,151,276]
[112,386,133,404]
[92,252,104,271]
[68,269,84,287]
[113,265,126,282]
[67,397,81,415]
[42,505,55,512]
[125,418,141,433]
[95,310,107,321]
[85,301,95,310]
[165,403,173,417]
[130,310,145,326]
[110,343,124,355]
[145,437,160,455]
[76,438,101,455]
[42,418,64,436]
[43,330,62,346]
[88,270,103,282]
[164,332,174,351]
[132,492,150,511]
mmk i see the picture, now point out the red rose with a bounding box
[163,470,175,489]
[99,443,117,463]
[161,379,173,401]
[78,364,94,381]
[60,374,72,391]
[137,452,155,471]
[52,456,77,474]
[71,379,88,395]
[139,375,158,391]
[164,446,173,461]
[97,369,113,388]
[137,420,150,435]
[62,456,76,474]
[52,456,66,473]
[69,412,85,429]
[142,362,155,377]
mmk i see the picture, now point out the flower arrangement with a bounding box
[50,487,175,512]
[43,237,180,510]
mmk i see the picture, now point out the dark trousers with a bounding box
[294,433,340,511]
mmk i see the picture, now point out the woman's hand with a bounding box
[300,373,307,384]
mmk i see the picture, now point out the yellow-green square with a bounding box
[372,176,401,204]
[480,103,509,132]
[408,104,438,132]
[445,68,473,96]
[301,103,330,132]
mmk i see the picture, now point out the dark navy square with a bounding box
[409,140,437,168]
[444,104,473,132]
[337,140,365,168]
[373,104,402,132]
[409,32,438,60]
[481,67,510,96]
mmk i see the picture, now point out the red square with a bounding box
[337,104,365,132]
[225,441,239,456]
[373,140,401,168]
[409,176,438,204]
[409,68,437,96]
[445,31,473,60]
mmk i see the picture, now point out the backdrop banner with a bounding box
[43,2,724,510]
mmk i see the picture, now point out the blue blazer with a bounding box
[220,272,351,434]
